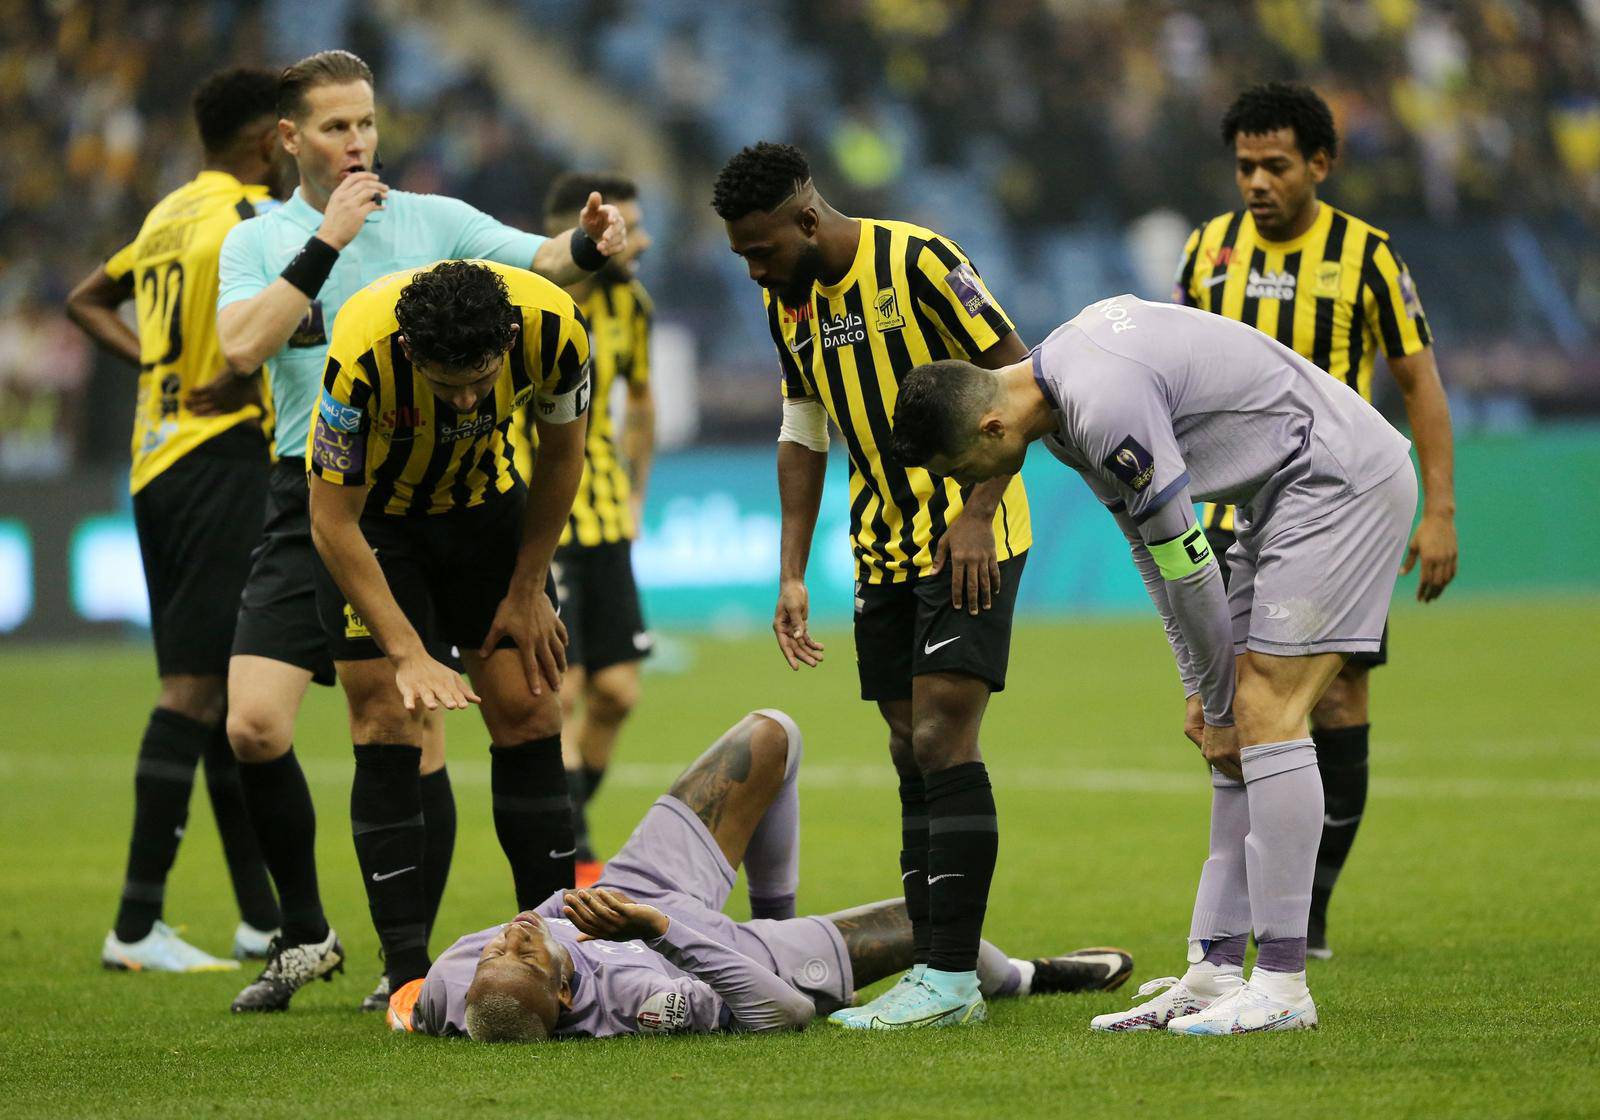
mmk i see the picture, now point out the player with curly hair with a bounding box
[305,258,592,1006]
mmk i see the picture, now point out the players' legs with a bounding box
[877,698,933,966]
[466,647,572,913]
[1307,660,1372,954]
[1233,650,1344,978]
[564,661,641,869]
[418,714,454,943]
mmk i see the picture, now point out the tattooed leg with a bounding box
[668,714,788,869]
[825,900,916,988]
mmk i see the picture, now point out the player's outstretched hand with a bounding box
[1183,693,1204,748]
[579,191,627,256]
[563,887,668,942]
[930,511,1000,615]
[316,170,388,251]
[1201,722,1242,781]
[479,583,568,697]
[1401,512,1457,603]
[185,367,261,416]
[394,651,480,712]
[773,579,824,670]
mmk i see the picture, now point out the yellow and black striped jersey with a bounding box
[768,218,1031,583]
[510,278,651,546]
[1174,203,1432,532]
[309,260,591,517]
[105,170,274,493]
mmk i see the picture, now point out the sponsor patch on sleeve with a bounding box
[1102,435,1156,492]
[944,263,991,317]
[636,989,690,1034]
[1398,270,1422,318]
[318,389,364,433]
[311,415,365,478]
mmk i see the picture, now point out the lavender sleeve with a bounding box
[1110,507,1199,695]
[649,920,815,1032]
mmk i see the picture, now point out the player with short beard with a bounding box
[1173,83,1458,958]
[385,710,1132,1041]
[215,49,625,1014]
[307,259,591,1021]
[712,142,1032,1030]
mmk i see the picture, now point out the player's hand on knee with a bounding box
[563,887,667,942]
[1201,722,1242,781]
[1183,693,1205,748]
[773,580,824,670]
[394,652,480,712]
[481,588,568,697]
[931,516,999,614]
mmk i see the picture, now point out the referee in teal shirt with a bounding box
[210,49,624,1015]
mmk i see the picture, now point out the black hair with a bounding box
[394,261,518,370]
[1221,82,1339,161]
[192,68,279,154]
[888,360,995,467]
[711,142,812,221]
[543,171,638,219]
[278,49,374,122]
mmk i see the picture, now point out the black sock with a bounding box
[897,770,932,965]
[491,737,575,909]
[925,761,998,975]
[238,749,328,945]
[420,767,456,940]
[566,767,594,862]
[582,764,606,801]
[202,727,281,932]
[351,743,430,985]
[114,708,207,942]
[1311,723,1370,936]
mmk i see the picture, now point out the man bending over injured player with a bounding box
[387,709,1131,1038]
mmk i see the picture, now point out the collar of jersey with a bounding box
[812,217,874,300]
[1244,200,1332,254]
[281,187,388,231]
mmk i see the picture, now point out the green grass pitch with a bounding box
[3,597,1598,1118]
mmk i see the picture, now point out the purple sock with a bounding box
[1255,936,1307,973]
[1203,933,1248,968]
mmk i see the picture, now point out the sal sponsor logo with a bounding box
[636,989,690,1034]
[1245,268,1296,301]
[376,404,424,435]
[1206,246,1233,269]
[311,419,364,476]
[944,263,990,316]
[874,287,905,332]
[821,310,866,351]
[1103,434,1155,491]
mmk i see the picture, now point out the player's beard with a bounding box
[776,242,825,309]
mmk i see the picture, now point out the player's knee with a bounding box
[1233,669,1299,745]
[158,676,226,727]
[909,711,979,773]
[1311,668,1368,729]
[226,706,291,763]
[483,695,562,746]
[748,710,800,783]
[586,671,640,726]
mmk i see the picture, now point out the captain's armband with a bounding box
[1148,525,1214,581]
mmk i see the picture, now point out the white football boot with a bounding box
[232,921,278,960]
[1089,964,1243,1032]
[1167,969,1318,1035]
[102,921,240,973]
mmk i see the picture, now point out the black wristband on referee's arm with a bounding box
[280,235,340,298]
[569,228,606,272]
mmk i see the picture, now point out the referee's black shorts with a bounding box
[552,539,652,674]
[314,487,556,664]
[132,424,269,678]
[232,458,337,685]
[1204,525,1388,667]
[854,551,1028,702]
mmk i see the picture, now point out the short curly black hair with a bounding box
[1221,82,1338,161]
[192,67,279,154]
[711,142,811,221]
[395,261,519,371]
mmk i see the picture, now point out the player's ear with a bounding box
[1308,148,1331,185]
[277,117,298,157]
[794,204,820,239]
[396,334,412,361]
[979,409,1007,438]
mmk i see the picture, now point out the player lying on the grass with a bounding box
[386,710,1132,1039]
[889,294,1418,1035]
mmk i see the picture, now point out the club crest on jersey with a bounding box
[1104,435,1155,491]
[1314,262,1343,298]
[944,263,989,316]
[636,990,690,1034]
[343,603,370,639]
[874,288,905,332]
[1245,268,1296,301]
[821,311,866,350]
[511,385,535,410]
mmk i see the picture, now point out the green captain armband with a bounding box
[1149,525,1214,580]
